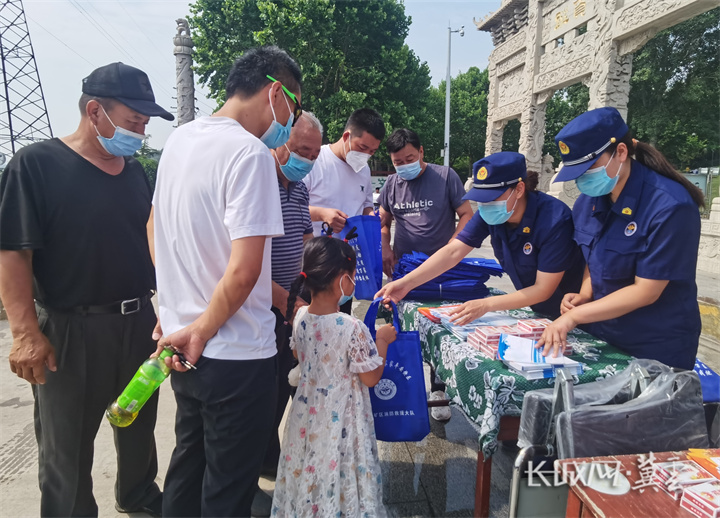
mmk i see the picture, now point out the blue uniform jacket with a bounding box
[456,191,585,319]
[572,161,701,370]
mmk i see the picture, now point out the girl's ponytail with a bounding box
[285,273,306,327]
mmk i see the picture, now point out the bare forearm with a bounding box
[568,280,666,326]
[272,280,289,314]
[360,339,389,387]
[0,250,38,337]
[479,285,551,314]
[451,203,473,239]
[308,205,324,222]
[147,206,155,266]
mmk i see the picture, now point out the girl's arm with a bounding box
[449,270,564,325]
[358,324,396,387]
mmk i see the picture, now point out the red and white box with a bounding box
[517,318,553,334]
[653,461,716,502]
[681,480,720,518]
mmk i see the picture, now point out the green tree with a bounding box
[627,7,720,169]
[421,67,490,180]
[135,137,161,189]
[543,84,589,164]
[188,0,432,167]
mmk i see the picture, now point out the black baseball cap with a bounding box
[82,62,174,121]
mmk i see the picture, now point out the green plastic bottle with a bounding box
[106,348,173,427]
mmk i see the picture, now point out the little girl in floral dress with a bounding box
[271,237,396,517]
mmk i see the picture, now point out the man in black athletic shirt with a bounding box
[0,62,173,518]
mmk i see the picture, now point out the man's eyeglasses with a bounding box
[266,75,302,126]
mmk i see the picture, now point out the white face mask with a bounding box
[344,136,371,173]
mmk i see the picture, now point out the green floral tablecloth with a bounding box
[398,296,635,458]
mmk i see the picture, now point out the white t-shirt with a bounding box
[153,116,284,360]
[303,145,373,236]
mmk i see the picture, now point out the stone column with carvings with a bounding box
[517,0,547,172]
[174,18,195,126]
[587,0,632,118]
[484,57,504,155]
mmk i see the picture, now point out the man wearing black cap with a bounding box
[0,62,173,517]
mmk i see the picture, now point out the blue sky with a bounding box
[21,0,500,147]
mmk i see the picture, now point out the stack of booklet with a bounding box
[428,306,518,341]
[497,334,583,380]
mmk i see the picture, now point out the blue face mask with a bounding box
[277,145,315,182]
[95,105,144,156]
[260,88,294,149]
[339,274,355,306]
[477,188,518,226]
[575,151,622,197]
[395,160,422,181]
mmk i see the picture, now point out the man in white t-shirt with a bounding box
[303,108,386,236]
[149,46,301,518]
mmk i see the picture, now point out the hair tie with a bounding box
[632,138,638,146]
[300,272,307,279]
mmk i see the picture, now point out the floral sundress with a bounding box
[271,307,387,517]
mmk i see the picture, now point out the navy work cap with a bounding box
[554,107,628,182]
[463,151,526,203]
[82,62,174,121]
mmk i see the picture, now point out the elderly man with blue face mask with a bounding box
[0,62,173,517]
[262,111,323,481]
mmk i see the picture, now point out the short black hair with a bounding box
[78,93,116,116]
[225,46,302,100]
[345,108,385,141]
[386,128,421,154]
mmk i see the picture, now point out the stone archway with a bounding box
[475,0,718,174]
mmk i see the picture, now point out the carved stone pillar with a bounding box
[517,0,547,172]
[486,120,506,156]
[587,0,632,118]
[484,55,502,156]
[518,101,547,172]
[174,19,196,126]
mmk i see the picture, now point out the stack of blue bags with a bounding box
[392,252,504,301]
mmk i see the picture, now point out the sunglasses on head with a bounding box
[266,75,302,126]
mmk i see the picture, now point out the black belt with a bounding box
[37,291,154,316]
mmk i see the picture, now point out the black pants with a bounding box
[33,304,161,517]
[162,354,277,517]
[262,308,297,475]
[430,366,446,393]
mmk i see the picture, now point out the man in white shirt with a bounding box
[149,46,301,517]
[303,108,386,236]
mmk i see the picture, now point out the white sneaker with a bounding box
[429,390,451,422]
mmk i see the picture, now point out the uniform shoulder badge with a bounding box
[622,207,632,215]
[522,226,531,233]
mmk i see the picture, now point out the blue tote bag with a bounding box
[334,215,382,300]
[364,298,430,442]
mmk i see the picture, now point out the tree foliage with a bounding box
[135,137,161,190]
[188,0,432,166]
[628,7,719,169]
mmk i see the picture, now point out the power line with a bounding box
[26,15,96,68]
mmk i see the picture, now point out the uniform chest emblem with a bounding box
[523,242,533,255]
[624,221,637,236]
